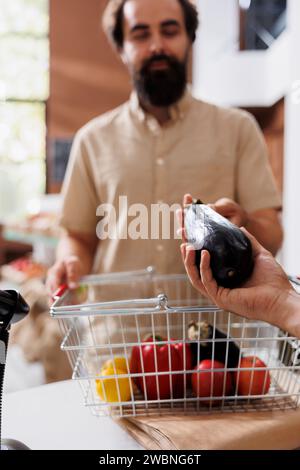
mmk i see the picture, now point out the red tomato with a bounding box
[234,356,271,396]
[192,360,232,404]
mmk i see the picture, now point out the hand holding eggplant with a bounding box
[184,198,254,289]
[183,227,300,336]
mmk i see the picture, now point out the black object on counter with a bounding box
[0,290,30,450]
[184,200,254,289]
[188,321,241,368]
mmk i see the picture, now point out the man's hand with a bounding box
[180,195,248,232]
[182,229,294,327]
[209,198,283,255]
[46,255,84,296]
[181,192,282,256]
[208,198,248,227]
[46,230,98,297]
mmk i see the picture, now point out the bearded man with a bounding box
[47,0,282,294]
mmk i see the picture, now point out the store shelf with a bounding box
[3,229,58,248]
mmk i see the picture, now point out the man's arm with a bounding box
[46,230,98,294]
[234,111,283,254]
[246,208,283,256]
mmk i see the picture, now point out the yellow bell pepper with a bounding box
[96,357,131,403]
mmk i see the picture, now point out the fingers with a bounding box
[208,200,236,224]
[46,256,81,296]
[200,250,219,300]
[212,199,233,216]
[180,243,188,264]
[176,208,183,228]
[176,211,187,242]
[184,246,208,297]
[183,194,193,206]
[207,203,217,212]
[46,262,65,296]
[229,215,243,227]
[212,199,247,226]
[65,256,81,289]
[214,198,234,210]
[178,194,194,242]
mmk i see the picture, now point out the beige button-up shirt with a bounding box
[59,89,281,276]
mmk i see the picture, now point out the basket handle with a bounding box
[288,276,300,287]
[52,283,68,301]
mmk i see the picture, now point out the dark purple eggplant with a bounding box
[188,321,240,368]
[184,200,254,289]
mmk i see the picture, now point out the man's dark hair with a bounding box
[103,0,199,49]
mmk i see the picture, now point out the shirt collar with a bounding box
[129,86,193,128]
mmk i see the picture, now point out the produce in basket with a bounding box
[234,356,271,396]
[96,356,132,403]
[130,335,192,400]
[188,321,240,368]
[192,359,233,405]
[184,200,254,288]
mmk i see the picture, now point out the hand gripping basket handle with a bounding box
[52,284,68,301]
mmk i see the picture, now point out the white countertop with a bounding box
[2,380,144,450]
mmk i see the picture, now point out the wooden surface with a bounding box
[48,0,131,139]
[47,0,131,193]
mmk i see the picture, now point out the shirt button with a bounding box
[156,158,164,166]
[147,119,160,135]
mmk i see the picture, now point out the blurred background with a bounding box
[0,0,300,392]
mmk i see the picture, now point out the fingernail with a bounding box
[69,282,78,289]
[186,245,195,252]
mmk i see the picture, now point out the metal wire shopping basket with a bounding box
[50,267,300,418]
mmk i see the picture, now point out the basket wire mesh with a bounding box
[50,268,300,418]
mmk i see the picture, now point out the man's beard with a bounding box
[133,54,188,107]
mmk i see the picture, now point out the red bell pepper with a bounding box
[130,335,192,400]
